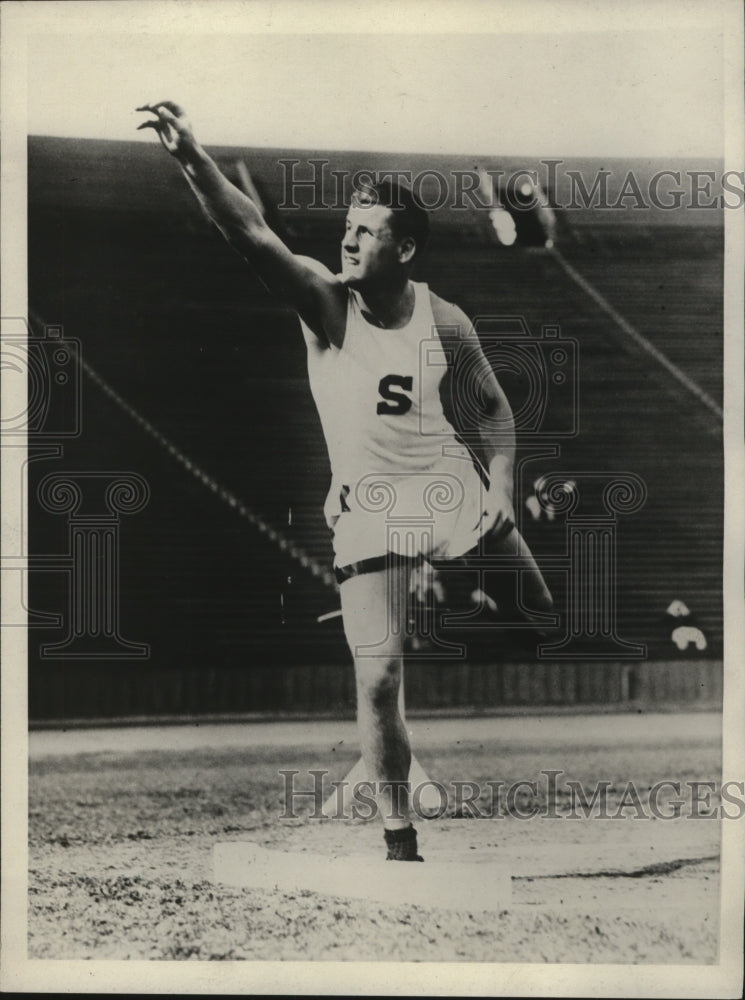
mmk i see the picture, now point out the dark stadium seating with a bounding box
[25,137,723,718]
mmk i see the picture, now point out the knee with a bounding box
[355,656,401,711]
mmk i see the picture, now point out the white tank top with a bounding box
[304,281,476,523]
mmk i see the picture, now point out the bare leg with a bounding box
[339,561,412,832]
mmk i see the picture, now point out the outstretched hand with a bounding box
[136,101,196,159]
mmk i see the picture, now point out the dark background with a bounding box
[26,137,724,719]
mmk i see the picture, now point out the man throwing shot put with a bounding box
[138,101,552,861]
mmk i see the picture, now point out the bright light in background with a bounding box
[26,27,723,158]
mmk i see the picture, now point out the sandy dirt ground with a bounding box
[27,712,722,963]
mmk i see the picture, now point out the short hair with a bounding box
[352,179,430,257]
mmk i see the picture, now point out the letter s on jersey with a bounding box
[377,375,413,415]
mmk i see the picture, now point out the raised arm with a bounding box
[136,101,345,346]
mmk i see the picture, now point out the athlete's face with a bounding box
[340,203,407,287]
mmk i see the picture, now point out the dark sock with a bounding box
[384,824,424,861]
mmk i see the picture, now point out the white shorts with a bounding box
[326,454,495,582]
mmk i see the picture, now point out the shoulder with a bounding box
[427,289,474,338]
[428,288,494,384]
[296,255,341,283]
[295,256,348,349]
[428,289,470,329]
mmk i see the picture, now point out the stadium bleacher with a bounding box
[25,137,723,718]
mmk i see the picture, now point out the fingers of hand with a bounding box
[137,118,171,138]
[136,108,178,128]
[157,108,178,126]
[136,100,185,116]
[153,100,185,116]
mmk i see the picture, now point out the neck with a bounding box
[356,277,415,330]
